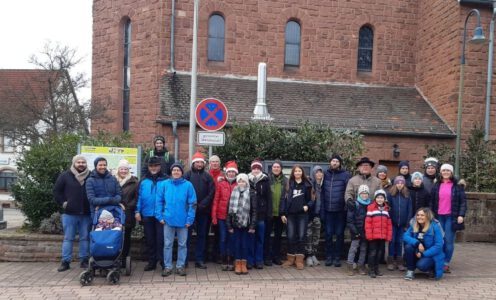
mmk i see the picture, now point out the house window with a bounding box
[0,170,16,191]
[123,19,131,132]
[1,135,14,153]
[357,25,373,72]
[285,21,301,67]
[208,14,225,62]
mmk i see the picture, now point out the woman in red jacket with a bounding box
[365,189,393,278]
[212,161,239,271]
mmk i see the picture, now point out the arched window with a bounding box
[285,21,301,67]
[208,14,225,61]
[123,19,131,131]
[357,25,373,72]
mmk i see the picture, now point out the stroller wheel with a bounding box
[79,271,93,286]
[125,256,132,276]
[107,270,120,285]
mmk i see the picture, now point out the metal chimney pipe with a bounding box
[253,62,273,120]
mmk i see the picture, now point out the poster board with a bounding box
[78,145,142,178]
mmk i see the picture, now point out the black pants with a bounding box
[264,216,285,261]
[122,226,133,259]
[142,217,164,266]
[368,239,386,271]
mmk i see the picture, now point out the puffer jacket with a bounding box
[184,167,215,215]
[365,201,392,241]
[53,170,90,216]
[120,176,139,228]
[135,172,167,217]
[408,184,431,214]
[387,190,413,228]
[212,176,237,223]
[155,177,196,227]
[403,219,445,279]
[344,174,381,203]
[321,168,350,213]
[86,170,122,216]
[346,198,370,238]
[249,172,272,221]
[280,179,313,216]
[430,178,467,219]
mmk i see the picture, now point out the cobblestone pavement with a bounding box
[0,243,495,300]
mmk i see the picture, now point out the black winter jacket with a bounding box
[280,179,313,216]
[53,170,90,215]
[249,173,272,221]
[346,199,369,238]
[430,178,467,219]
[184,168,215,215]
[408,184,431,214]
[321,168,350,213]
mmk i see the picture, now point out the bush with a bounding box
[39,212,63,234]
[213,121,364,172]
[12,131,133,230]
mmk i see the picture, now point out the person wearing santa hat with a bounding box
[211,160,239,271]
[184,152,215,269]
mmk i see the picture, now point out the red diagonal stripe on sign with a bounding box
[204,106,222,124]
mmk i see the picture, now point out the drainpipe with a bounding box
[172,121,179,163]
[485,1,496,141]
[170,0,176,72]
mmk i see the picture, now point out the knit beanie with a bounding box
[358,184,370,195]
[251,159,263,170]
[153,135,166,144]
[224,160,239,174]
[94,157,107,168]
[118,159,130,169]
[398,160,410,169]
[374,189,387,201]
[411,172,423,183]
[192,152,206,164]
[99,209,114,222]
[170,163,184,174]
[440,164,454,173]
[329,154,343,165]
[72,155,87,166]
[393,175,406,184]
[376,165,388,174]
[236,173,249,185]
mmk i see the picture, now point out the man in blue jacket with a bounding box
[156,163,196,277]
[320,154,350,267]
[53,155,91,272]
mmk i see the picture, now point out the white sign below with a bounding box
[197,131,225,146]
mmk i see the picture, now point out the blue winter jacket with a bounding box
[86,170,122,217]
[387,190,413,228]
[403,219,445,279]
[135,173,167,217]
[155,178,197,227]
[320,168,350,214]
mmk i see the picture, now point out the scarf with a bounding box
[228,186,251,228]
[356,196,371,206]
[70,166,89,186]
[116,173,132,187]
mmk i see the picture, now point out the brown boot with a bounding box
[234,260,242,275]
[240,259,248,274]
[282,254,296,268]
[397,258,405,271]
[295,254,305,270]
[347,264,355,276]
[387,256,395,271]
[358,264,367,275]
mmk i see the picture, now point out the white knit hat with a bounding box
[358,184,369,195]
[440,163,454,173]
[236,173,249,184]
[118,159,130,169]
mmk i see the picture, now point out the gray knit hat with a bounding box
[376,165,388,174]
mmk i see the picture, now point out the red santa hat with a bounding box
[224,161,239,174]
[191,152,206,164]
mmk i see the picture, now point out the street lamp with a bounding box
[455,9,486,178]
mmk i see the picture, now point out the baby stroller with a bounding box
[79,205,131,286]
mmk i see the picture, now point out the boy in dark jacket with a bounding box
[346,184,371,276]
[408,172,431,213]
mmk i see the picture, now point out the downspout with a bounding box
[172,121,179,163]
[484,1,496,141]
[170,0,179,160]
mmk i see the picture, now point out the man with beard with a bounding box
[53,155,91,272]
[141,135,175,177]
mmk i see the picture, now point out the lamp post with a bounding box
[189,0,200,164]
[455,9,486,178]
[484,1,496,141]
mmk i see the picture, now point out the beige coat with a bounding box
[345,174,382,202]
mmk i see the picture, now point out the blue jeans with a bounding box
[61,214,91,263]
[323,211,346,260]
[217,220,232,256]
[388,225,405,258]
[248,220,265,265]
[142,217,164,266]
[286,213,308,254]
[187,213,210,263]
[404,244,435,272]
[163,224,188,269]
[232,228,249,260]
[438,215,455,264]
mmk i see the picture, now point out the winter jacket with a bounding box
[399,173,413,188]
[209,169,223,186]
[53,170,90,215]
[387,190,413,228]
[141,148,175,178]
[408,184,431,214]
[155,177,197,227]
[184,167,215,215]
[280,179,313,216]
[249,172,272,221]
[269,173,288,217]
[365,202,393,241]
[321,168,350,214]
[403,219,445,279]
[212,177,237,223]
[430,178,467,219]
[422,175,436,193]
[310,166,323,216]
[344,174,381,203]
[86,170,122,216]
[136,172,167,217]
[346,198,369,238]
[226,188,257,230]
[120,176,139,228]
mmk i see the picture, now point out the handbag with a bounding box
[452,221,465,232]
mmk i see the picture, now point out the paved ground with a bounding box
[0,242,495,300]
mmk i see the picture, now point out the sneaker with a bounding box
[404,270,415,280]
[176,268,186,276]
[80,259,89,269]
[325,257,334,266]
[358,264,367,275]
[144,264,156,271]
[443,265,451,273]
[246,263,253,270]
[272,258,282,265]
[333,259,342,267]
[57,261,70,272]
[311,255,320,266]
[255,263,264,269]
[264,260,273,267]
[161,268,173,277]
[195,262,207,269]
[306,256,314,267]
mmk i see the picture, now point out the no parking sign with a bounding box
[195,98,228,131]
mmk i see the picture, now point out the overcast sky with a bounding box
[0,0,93,99]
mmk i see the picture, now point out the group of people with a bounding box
[53,135,467,281]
